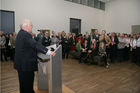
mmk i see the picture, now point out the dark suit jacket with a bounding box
[42,36,51,47]
[110,36,119,45]
[93,34,100,42]
[14,29,48,71]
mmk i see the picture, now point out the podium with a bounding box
[37,45,62,93]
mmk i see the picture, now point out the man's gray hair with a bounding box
[20,19,31,29]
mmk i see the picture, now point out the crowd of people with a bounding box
[1,29,140,68]
[0,31,16,62]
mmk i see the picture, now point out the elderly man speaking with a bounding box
[14,19,55,93]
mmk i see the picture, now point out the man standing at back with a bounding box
[14,19,55,93]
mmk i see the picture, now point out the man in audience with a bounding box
[130,34,137,63]
[37,30,44,44]
[42,31,51,47]
[93,29,100,48]
[14,19,55,93]
[117,33,126,62]
[110,32,118,63]
[136,33,140,65]
[84,32,91,46]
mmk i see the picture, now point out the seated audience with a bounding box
[87,39,98,64]
[76,34,84,45]
[79,39,89,63]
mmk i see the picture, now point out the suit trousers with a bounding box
[17,70,35,93]
[136,47,140,64]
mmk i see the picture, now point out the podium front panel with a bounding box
[50,45,62,93]
[37,62,48,89]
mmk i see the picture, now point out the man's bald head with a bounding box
[20,19,33,33]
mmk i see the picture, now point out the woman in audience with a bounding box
[76,34,84,45]
[99,30,111,62]
[72,39,81,59]
[99,42,109,68]
[64,34,71,59]
[10,32,16,61]
[0,31,7,61]
[5,33,10,60]
[61,31,67,59]
[70,33,76,51]
[58,32,62,45]
[79,39,89,63]
[76,39,81,52]
[87,39,98,64]
[51,32,59,46]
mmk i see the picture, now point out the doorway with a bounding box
[0,10,15,33]
[70,18,81,35]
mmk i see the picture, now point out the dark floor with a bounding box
[1,58,140,93]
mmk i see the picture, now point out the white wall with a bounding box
[0,0,1,9]
[1,0,105,34]
[105,0,140,34]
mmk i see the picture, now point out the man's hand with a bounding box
[50,51,56,56]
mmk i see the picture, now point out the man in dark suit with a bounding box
[93,29,100,48]
[110,32,119,63]
[14,19,55,93]
[42,31,51,47]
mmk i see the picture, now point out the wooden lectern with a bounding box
[37,45,62,93]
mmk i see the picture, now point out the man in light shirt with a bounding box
[130,35,137,63]
[136,33,140,65]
